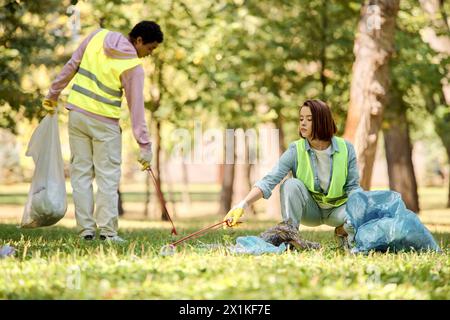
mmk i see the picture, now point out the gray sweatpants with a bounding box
[280,178,347,229]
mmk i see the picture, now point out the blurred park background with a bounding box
[0,0,449,225]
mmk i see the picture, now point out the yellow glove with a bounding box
[138,147,152,171]
[223,200,247,229]
[42,99,57,115]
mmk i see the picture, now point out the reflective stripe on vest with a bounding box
[295,137,348,207]
[67,29,142,119]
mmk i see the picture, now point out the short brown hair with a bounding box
[299,99,337,141]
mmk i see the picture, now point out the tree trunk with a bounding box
[143,111,153,218]
[435,115,450,208]
[383,92,420,212]
[163,152,177,218]
[320,0,328,97]
[154,119,169,221]
[274,107,286,154]
[448,167,450,208]
[343,0,400,190]
[118,189,124,216]
[218,164,235,215]
[244,137,256,215]
[181,160,191,207]
[144,173,151,218]
[218,131,236,215]
[447,149,450,208]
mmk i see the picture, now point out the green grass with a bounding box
[0,216,449,300]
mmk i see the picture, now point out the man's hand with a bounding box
[42,99,57,115]
[223,200,248,229]
[138,147,153,171]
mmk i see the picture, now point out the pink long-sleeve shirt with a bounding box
[46,29,151,151]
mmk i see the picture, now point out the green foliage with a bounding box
[0,0,70,132]
[391,0,450,158]
[0,0,448,161]
[196,1,360,136]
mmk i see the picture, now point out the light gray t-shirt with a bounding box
[312,145,333,209]
[312,145,332,192]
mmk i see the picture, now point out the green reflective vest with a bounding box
[295,137,348,207]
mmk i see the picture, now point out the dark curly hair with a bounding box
[129,20,163,44]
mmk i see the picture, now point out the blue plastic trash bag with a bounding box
[228,236,286,255]
[345,190,441,253]
[0,245,15,258]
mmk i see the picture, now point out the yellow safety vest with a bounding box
[295,137,348,207]
[67,29,142,119]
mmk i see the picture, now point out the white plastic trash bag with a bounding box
[21,114,67,228]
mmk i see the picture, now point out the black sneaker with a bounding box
[83,235,94,241]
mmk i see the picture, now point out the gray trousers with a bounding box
[280,178,347,229]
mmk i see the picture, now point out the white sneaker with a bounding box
[100,235,126,243]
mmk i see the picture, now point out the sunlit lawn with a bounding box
[0,187,449,299]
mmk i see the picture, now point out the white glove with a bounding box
[138,147,153,171]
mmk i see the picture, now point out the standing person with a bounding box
[223,100,362,246]
[42,21,163,242]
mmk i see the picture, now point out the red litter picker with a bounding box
[147,167,177,235]
[148,167,242,255]
[160,219,241,256]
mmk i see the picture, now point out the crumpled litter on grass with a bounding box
[260,221,321,250]
[227,221,321,255]
[0,245,15,258]
[228,236,287,255]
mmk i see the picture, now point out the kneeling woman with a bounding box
[224,99,361,244]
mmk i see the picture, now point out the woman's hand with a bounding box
[223,200,248,228]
